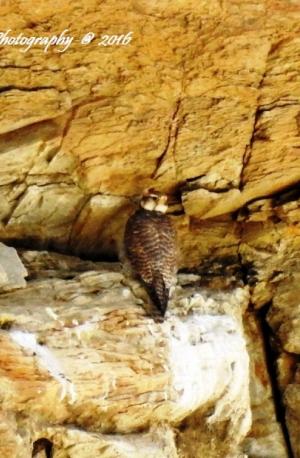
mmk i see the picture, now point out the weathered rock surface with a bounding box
[284,365,300,458]
[0,250,250,458]
[243,314,288,458]
[0,0,299,261]
[0,242,27,292]
[0,0,299,456]
[239,191,300,457]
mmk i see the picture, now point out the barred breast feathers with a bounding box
[124,207,177,316]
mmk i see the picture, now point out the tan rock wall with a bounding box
[0,0,299,456]
[0,0,299,260]
[0,250,251,458]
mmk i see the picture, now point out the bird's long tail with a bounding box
[149,271,169,316]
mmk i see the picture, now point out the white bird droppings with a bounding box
[10,329,77,404]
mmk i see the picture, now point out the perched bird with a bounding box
[124,189,177,316]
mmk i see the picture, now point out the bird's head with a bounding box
[140,188,168,213]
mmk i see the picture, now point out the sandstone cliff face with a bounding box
[0,248,252,458]
[0,0,299,456]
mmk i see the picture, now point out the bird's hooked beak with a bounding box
[140,188,169,213]
[155,194,168,213]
